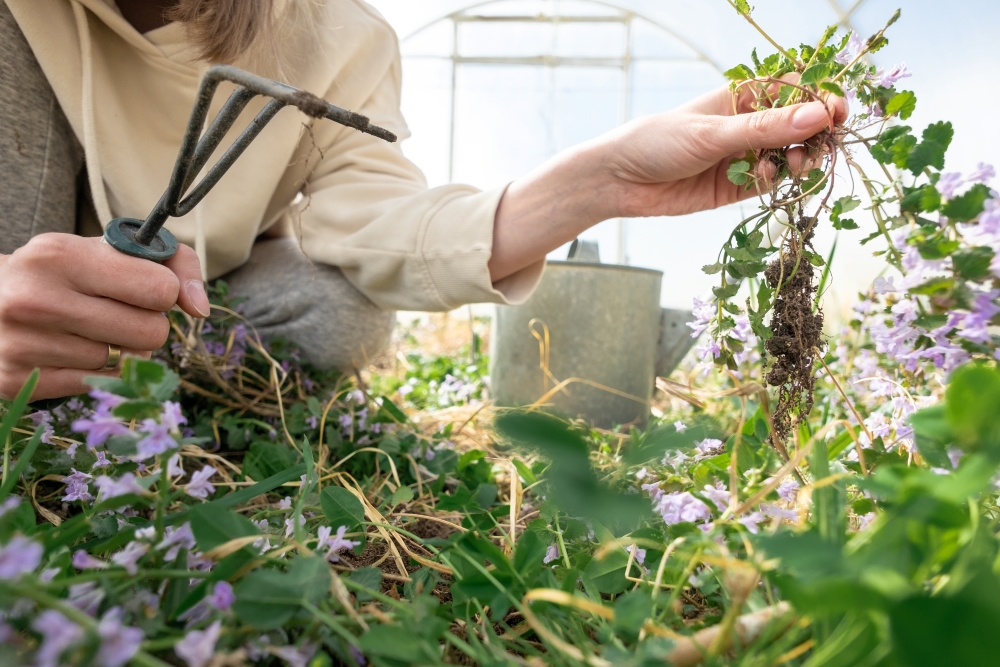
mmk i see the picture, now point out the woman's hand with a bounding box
[490,83,847,282]
[0,234,209,400]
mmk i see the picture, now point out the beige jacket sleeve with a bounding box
[295,42,544,312]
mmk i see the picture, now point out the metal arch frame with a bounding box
[401,0,727,265]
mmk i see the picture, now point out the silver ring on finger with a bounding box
[101,344,122,371]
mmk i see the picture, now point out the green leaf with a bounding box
[320,486,366,532]
[0,499,36,541]
[953,247,996,281]
[946,364,1000,452]
[917,237,960,260]
[614,590,655,643]
[388,485,414,508]
[512,458,537,485]
[942,183,991,222]
[189,503,260,552]
[901,184,941,214]
[348,567,383,601]
[831,196,862,231]
[702,262,725,275]
[734,0,751,16]
[713,283,740,300]
[906,121,954,175]
[0,369,39,489]
[886,90,917,120]
[583,546,630,594]
[727,159,753,186]
[360,625,436,663]
[800,62,836,86]
[513,530,548,580]
[802,168,826,193]
[233,556,332,629]
[806,251,826,267]
[819,81,846,97]
[377,396,408,424]
[724,64,755,82]
[908,276,955,296]
[869,125,915,167]
[242,441,296,482]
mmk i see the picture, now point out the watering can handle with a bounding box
[103,64,397,263]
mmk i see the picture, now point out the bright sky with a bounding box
[366,0,1000,314]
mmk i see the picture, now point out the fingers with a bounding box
[709,101,838,157]
[3,367,124,402]
[164,243,211,318]
[0,327,147,372]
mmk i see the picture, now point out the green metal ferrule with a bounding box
[104,218,178,263]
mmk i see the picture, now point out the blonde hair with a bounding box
[168,0,277,64]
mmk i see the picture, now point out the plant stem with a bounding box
[554,514,572,570]
[2,431,10,487]
[155,456,169,544]
[726,0,800,65]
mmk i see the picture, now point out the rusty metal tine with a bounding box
[181,87,257,195]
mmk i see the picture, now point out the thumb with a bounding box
[164,243,211,318]
[713,101,833,155]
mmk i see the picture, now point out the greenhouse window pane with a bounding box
[458,22,554,58]
[554,22,626,59]
[630,18,702,59]
[399,59,453,188]
[552,67,621,151]
[630,61,724,117]
[400,19,454,58]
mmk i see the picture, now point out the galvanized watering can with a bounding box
[490,241,695,429]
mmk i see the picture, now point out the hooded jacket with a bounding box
[5,0,544,310]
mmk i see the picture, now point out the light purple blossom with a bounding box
[111,541,149,576]
[92,451,112,469]
[185,466,217,500]
[968,162,996,184]
[873,276,898,294]
[91,388,126,413]
[94,474,144,501]
[73,550,108,570]
[72,412,131,449]
[136,419,178,461]
[762,503,799,522]
[938,172,964,199]
[641,482,665,506]
[156,523,196,562]
[68,581,105,615]
[777,479,800,503]
[317,525,360,562]
[306,415,319,430]
[273,643,318,667]
[876,62,911,88]
[738,512,766,534]
[168,454,185,479]
[63,469,95,502]
[701,484,730,513]
[656,492,711,526]
[626,544,646,565]
[695,438,724,457]
[835,30,863,65]
[278,497,293,510]
[687,296,715,338]
[207,581,235,611]
[161,401,188,431]
[32,610,84,667]
[731,314,753,343]
[175,620,221,667]
[0,535,42,578]
[696,338,721,362]
[96,607,144,667]
[0,496,20,519]
[674,420,687,433]
[543,544,559,564]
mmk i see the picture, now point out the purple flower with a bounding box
[306,415,319,430]
[185,466,217,500]
[873,276,898,294]
[156,523,196,562]
[63,469,95,503]
[94,474,144,501]
[278,496,293,510]
[835,30,863,65]
[777,479,800,503]
[938,172,964,200]
[695,439,724,457]
[626,544,646,565]
[90,388,126,414]
[696,338,721,363]
[731,314,753,343]
[273,643,318,667]
[207,581,235,611]
[32,610,84,667]
[876,62,912,88]
[318,525,360,562]
[136,419,178,461]
[175,620,221,667]
[68,581,105,615]
[72,412,131,449]
[0,496,20,519]
[543,545,559,564]
[168,454,185,479]
[161,401,188,432]
[968,162,996,184]
[0,535,42,578]
[673,420,687,433]
[687,297,715,338]
[762,503,799,522]
[656,492,711,526]
[111,541,149,576]
[738,511,766,534]
[701,484,730,512]
[96,607,144,667]
[349,644,368,666]
[73,550,108,570]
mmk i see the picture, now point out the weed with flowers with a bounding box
[4,4,1000,666]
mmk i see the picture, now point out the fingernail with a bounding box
[792,102,829,131]
[186,280,211,318]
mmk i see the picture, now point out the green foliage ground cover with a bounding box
[4,5,1000,666]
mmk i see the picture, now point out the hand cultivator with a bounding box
[102,64,396,263]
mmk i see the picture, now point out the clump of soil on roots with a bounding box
[764,215,825,444]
